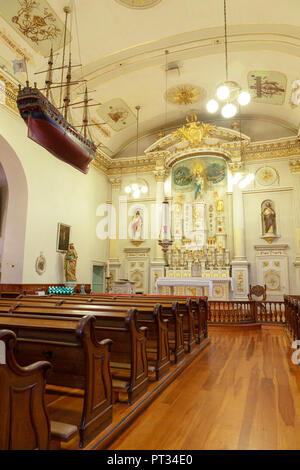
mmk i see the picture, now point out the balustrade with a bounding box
[208,300,285,324]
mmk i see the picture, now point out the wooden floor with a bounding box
[45,338,210,450]
[107,325,300,450]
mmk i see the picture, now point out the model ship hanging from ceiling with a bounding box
[16,6,99,174]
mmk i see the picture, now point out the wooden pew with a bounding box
[0,329,51,450]
[13,297,185,365]
[73,293,209,344]
[0,302,149,404]
[48,295,196,353]
[0,313,112,448]
[13,299,170,379]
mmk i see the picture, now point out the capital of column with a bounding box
[228,161,245,175]
[289,155,300,174]
[109,176,121,190]
[154,169,168,182]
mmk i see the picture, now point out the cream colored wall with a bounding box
[243,159,298,294]
[117,172,157,283]
[0,104,110,285]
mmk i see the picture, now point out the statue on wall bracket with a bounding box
[130,209,144,246]
[261,200,279,243]
[64,243,78,282]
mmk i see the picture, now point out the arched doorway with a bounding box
[0,135,28,283]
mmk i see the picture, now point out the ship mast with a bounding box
[63,53,72,120]
[83,86,89,138]
[59,6,71,110]
[45,47,53,100]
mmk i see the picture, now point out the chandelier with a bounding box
[124,105,148,198]
[206,0,250,118]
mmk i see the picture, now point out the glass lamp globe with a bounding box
[133,188,140,199]
[216,84,230,100]
[206,99,219,113]
[125,185,131,194]
[131,183,138,191]
[238,91,251,106]
[221,103,237,118]
[141,185,148,194]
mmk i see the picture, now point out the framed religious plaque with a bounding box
[35,252,46,275]
[57,223,71,252]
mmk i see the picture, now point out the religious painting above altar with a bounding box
[172,156,227,199]
[168,156,230,281]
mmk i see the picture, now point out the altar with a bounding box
[156,276,233,301]
[111,280,136,295]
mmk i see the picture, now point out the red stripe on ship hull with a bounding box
[27,115,94,174]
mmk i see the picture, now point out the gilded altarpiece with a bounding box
[164,156,233,299]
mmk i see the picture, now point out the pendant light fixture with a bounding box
[124,106,148,198]
[206,0,250,118]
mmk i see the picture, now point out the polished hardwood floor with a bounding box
[108,325,300,450]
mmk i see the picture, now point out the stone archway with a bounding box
[0,135,28,283]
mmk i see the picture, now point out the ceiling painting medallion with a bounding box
[166,85,206,106]
[0,0,71,54]
[248,71,287,105]
[290,79,300,108]
[114,0,162,9]
[97,98,137,132]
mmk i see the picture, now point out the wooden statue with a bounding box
[64,243,78,282]
[262,200,276,235]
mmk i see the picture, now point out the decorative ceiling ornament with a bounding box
[97,98,136,132]
[255,166,279,186]
[114,0,161,8]
[166,85,206,106]
[172,112,217,147]
[206,0,250,118]
[0,0,71,55]
[248,71,287,105]
[290,79,300,108]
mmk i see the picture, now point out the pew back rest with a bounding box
[0,313,106,390]
[0,304,147,388]
[0,329,51,450]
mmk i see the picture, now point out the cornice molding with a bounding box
[1,71,299,176]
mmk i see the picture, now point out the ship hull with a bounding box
[17,88,96,174]
[27,112,93,174]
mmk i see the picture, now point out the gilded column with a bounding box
[290,157,300,293]
[230,165,249,299]
[154,169,167,260]
[150,168,168,293]
[107,176,121,286]
[232,178,246,261]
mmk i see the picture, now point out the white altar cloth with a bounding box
[156,277,213,296]
[155,277,234,299]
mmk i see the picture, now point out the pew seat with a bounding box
[50,421,78,450]
[0,313,113,448]
[0,302,150,405]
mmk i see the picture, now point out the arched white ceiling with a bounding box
[0,0,299,157]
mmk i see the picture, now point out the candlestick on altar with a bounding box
[160,198,171,240]
[158,238,173,266]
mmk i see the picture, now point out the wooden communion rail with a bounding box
[208,300,285,324]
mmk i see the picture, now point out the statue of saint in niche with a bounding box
[193,169,204,200]
[64,243,78,282]
[130,210,143,241]
[262,200,276,235]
